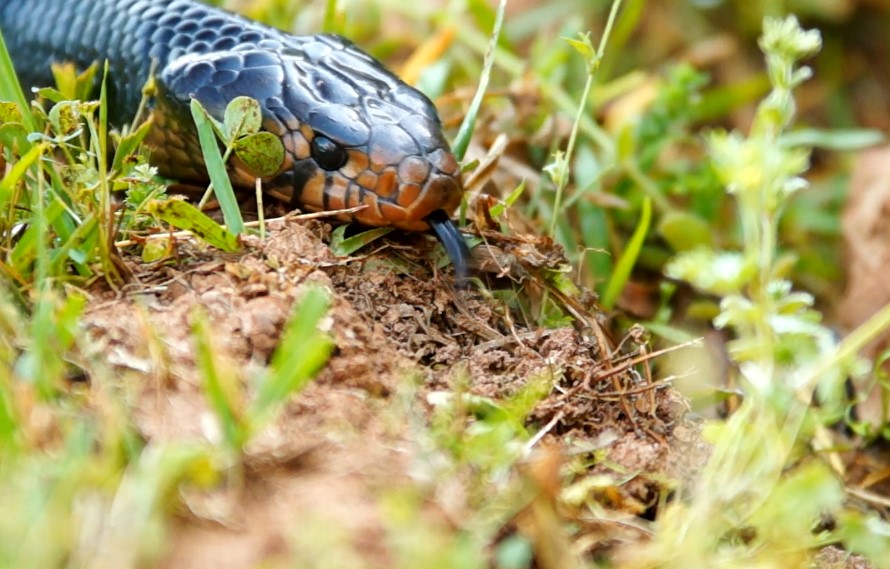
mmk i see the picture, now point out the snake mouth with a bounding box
[426,210,470,284]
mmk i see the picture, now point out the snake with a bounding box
[0,0,470,278]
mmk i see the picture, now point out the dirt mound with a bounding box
[81,217,698,567]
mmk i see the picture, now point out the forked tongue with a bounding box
[426,210,470,285]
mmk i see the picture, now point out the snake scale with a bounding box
[0,0,469,277]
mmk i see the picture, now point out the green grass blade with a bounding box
[451,0,506,161]
[329,225,393,256]
[48,215,98,278]
[602,196,650,310]
[0,367,20,451]
[190,99,244,235]
[0,27,36,132]
[0,143,45,211]
[251,287,333,424]
[11,198,66,279]
[323,0,340,34]
[24,291,86,398]
[190,307,246,450]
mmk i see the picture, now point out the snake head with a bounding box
[157,35,463,233]
[155,34,469,278]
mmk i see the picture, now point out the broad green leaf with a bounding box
[577,200,611,281]
[24,290,86,397]
[0,371,19,450]
[693,75,770,123]
[147,198,241,252]
[749,461,843,541]
[839,512,890,568]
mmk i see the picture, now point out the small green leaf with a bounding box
[232,131,285,177]
[547,267,582,299]
[489,180,526,219]
[563,31,596,63]
[48,101,82,136]
[223,95,262,141]
[34,87,68,104]
[329,225,394,256]
[543,150,567,187]
[147,198,241,252]
[141,239,170,263]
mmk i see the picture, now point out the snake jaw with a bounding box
[426,210,470,284]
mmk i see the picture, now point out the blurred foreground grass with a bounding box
[2,0,890,567]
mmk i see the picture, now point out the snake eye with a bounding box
[310,135,347,171]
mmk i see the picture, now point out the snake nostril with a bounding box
[310,135,347,170]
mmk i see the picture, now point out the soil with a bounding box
[80,216,707,567]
